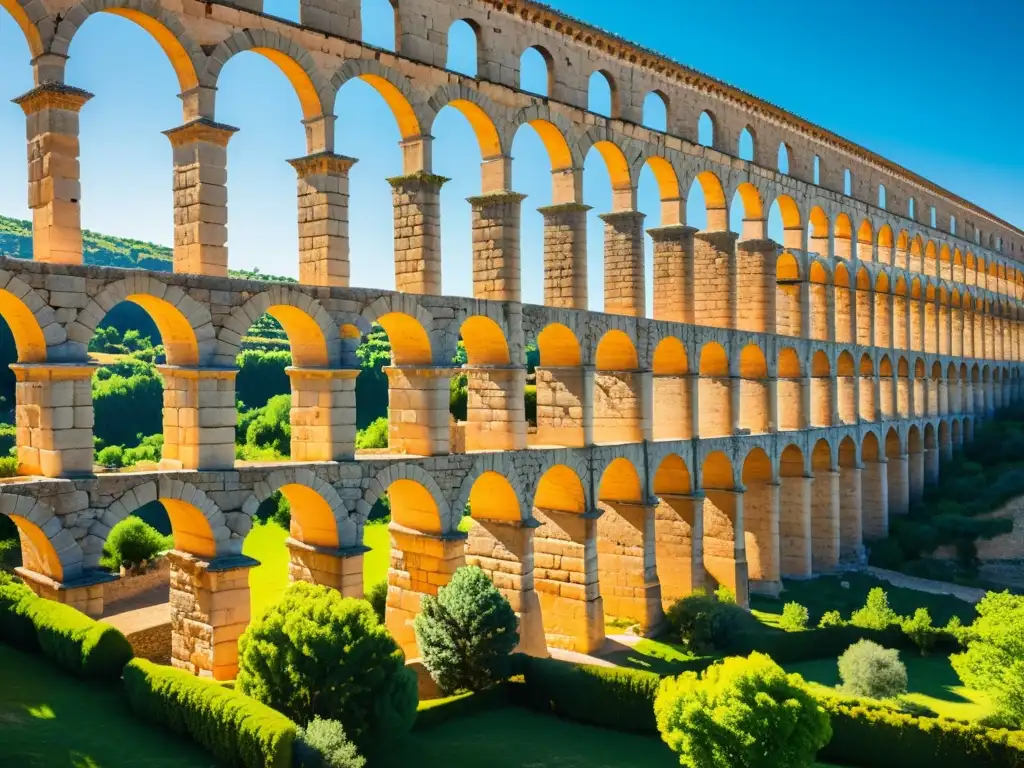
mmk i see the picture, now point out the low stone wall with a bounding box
[103,557,170,607]
[126,619,172,665]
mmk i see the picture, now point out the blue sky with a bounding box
[1,0,1022,315]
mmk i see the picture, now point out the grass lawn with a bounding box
[785,653,993,722]
[0,643,216,768]
[751,573,978,626]
[245,521,391,619]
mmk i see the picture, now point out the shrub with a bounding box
[123,659,295,768]
[22,598,133,680]
[665,589,747,653]
[951,591,1024,728]
[514,655,660,733]
[355,417,388,450]
[365,580,387,624]
[818,610,846,629]
[96,444,124,468]
[901,607,939,655]
[780,601,809,631]
[294,717,365,768]
[99,517,171,571]
[413,566,518,695]
[524,384,537,426]
[655,652,831,768]
[714,584,736,604]
[237,582,417,745]
[0,580,37,650]
[850,587,900,630]
[838,640,907,699]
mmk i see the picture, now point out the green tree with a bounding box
[951,591,1024,726]
[849,587,900,630]
[244,394,292,456]
[655,652,831,768]
[236,582,417,743]
[412,566,519,695]
[837,640,908,699]
[236,349,292,410]
[92,360,163,447]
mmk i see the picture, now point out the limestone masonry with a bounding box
[1,0,1022,677]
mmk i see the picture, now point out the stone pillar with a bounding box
[654,493,704,608]
[14,84,92,265]
[597,500,663,634]
[12,363,94,478]
[650,225,696,323]
[600,211,646,317]
[468,192,526,302]
[286,538,365,597]
[464,365,527,451]
[693,231,738,329]
[593,370,650,444]
[386,525,466,658]
[888,454,910,516]
[908,449,925,506]
[288,152,356,287]
[838,465,864,561]
[735,239,778,334]
[534,366,593,448]
[466,518,546,657]
[778,474,812,578]
[16,568,113,617]
[158,366,237,471]
[540,203,589,309]
[743,481,781,595]
[163,118,236,277]
[384,366,453,456]
[923,447,940,487]
[861,459,889,540]
[389,172,447,295]
[533,508,604,653]
[811,470,841,572]
[287,367,358,461]
[168,551,256,681]
[702,489,749,608]
[653,373,693,440]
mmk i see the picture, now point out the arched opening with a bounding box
[878,184,886,209]
[738,126,755,161]
[779,444,811,577]
[533,464,603,652]
[777,143,791,174]
[886,427,909,517]
[808,261,829,341]
[833,213,853,260]
[519,45,554,96]
[361,0,400,51]
[652,337,691,441]
[879,355,895,418]
[855,268,873,346]
[593,330,642,444]
[701,451,745,605]
[738,344,769,434]
[859,353,876,421]
[856,219,873,262]
[810,350,832,427]
[776,251,803,337]
[653,454,700,605]
[769,194,802,250]
[583,138,633,314]
[741,447,777,591]
[810,438,839,572]
[534,323,586,448]
[642,91,668,132]
[697,111,715,148]
[873,272,892,348]
[587,70,617,118]
[861,431,888,539]
[834,263,853,344]
[843,168,852,196]
[698,342,730,437]
[837,351,856,424]
[837,436,862,561]
[457,315,521,452]
[776,347,802,431]
[446,19,480,77]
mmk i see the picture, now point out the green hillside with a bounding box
[0,214,294,282]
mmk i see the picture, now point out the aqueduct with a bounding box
[1,0,1022,678]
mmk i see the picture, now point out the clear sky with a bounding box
[1,0,1022,315]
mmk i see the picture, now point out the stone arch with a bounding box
[205,29,332,121]
[459,314,511,366]
[0,273,61,362]
[331,59,426,141]
[692,170,728,231]
[366,463,454,535]
[55,0,206,92]
[361,294,435,365]
[652,336,688,375]
[454,459,529,523]
[579,131,634,199]
[1,0,44,57]
[75,278,214,366]
[741,446,777,586]
[701,450,744,603]
[218,287,340,368]
[536,322,582,367]
[426,84,507,158]
[734,182,765,238]
[509,106,582,170]
[242,468,355,549]
[597,456,643,503]
[534,462,588,514]
[595,329,638,371]
[0,495,82,580]
[639,155,684,218]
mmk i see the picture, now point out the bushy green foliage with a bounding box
[365,580,387,624]
[449,373,468,421]
[236,582,417,744]
[294,717,365,768]
[665,589,748,653]
[951,591,1024,727]
[244,394,292,455]
[780,601,809,631]
[0,420,15,456]
[818,692,1024,768]
[0,455,17,478]
[99,517,172,571]
[900,607,940,654]
[514,655,661,733]
[838,640,908,699]
[655,652,831,768]
[355,417,388,450]
[236,349,292,411]
[96,444,124,468]
[818,610,846,628]
[524,384,537,426]
[255,492,291,530]
[850,587,900,630]
[0,580,37,649]
[92,358,163,447]
[413,566,519,695]
[123,658,296,768]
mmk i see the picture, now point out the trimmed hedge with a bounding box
[123,659,296,768]
[512,655,660,733]
[0,583,131,680]
[818,694,1024,768]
